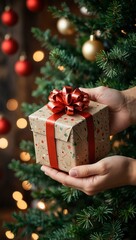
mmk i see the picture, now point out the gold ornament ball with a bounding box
[57,17,75,35]
[82,36,104,61]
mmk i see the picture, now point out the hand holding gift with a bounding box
[41,86,136,195]
[29,86,110,172]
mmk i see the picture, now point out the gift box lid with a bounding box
[29,102,108,142]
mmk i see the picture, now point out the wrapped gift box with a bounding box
[29,100,110,172]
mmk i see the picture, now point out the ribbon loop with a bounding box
[47,86,89,115]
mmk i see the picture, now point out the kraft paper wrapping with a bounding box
[29,101,110,172]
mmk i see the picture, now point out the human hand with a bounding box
[41,156,136,195]
[80,86,134,135]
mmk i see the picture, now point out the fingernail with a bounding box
[69,169,78,177]
[41,166,48,175]
[41,166,46,172]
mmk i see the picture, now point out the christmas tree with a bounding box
[4,0,136,239]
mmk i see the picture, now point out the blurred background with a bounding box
[0,0,76,238]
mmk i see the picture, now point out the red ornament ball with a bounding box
[14,57,33,76]
[0,116,11,134]
[1,7,18,26]
[1,36,18,55]
[26,0,44,12]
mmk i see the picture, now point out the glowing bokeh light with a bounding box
[20,151,31,161]
[33,50,44,62]
[37,201,46,210]
[6,99,18,111]
[17,200,28,210]
[58,65,65,71]
[12,191,23,201]
[16,118,27,129]
[22,180,32,190]
[5,230,15,239]
[31,233,39,240]
[0,138,8,149]
[63,209,68,215]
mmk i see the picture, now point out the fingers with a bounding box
[80,86,108,102]
[69,161,108,178]
[41,165,84,189]
[41,165,100,195]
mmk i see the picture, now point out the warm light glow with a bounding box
[113,140,120,147]
[20,151,31,161]
[22,180,32,190]
[110,135,113,140]
[12,191,23,201]
[121,29,127,34]
[16,118,27,129]
[17,200,28,210]
[37,200,46,210]
[0,138,8,149]
[5,230,15,239]
[95,30,101,37]
[33,50,44,62]
[6,99,18,111]
[58,65,65,71]
[31,233,39,240]
[63,209,68,215]
[80,6,91,16]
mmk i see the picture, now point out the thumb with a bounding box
[69,162,103,178]
[80,86,109,102]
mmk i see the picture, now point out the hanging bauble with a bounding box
[14,55,33,76]
[82,35,104,61]
[57,17,75,35]
[0,116,11,134]
[26,0,44,12]
[1,6,18,26]
[1,34,18,55]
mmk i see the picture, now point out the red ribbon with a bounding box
[46,86,95,170]
[47,86,89,116]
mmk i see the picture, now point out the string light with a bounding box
[12,191,23,201]
[5,230,15,239]
[20,151,31,161]
[121,29,127,34]
[37,200,46,210]
[16,118,27,129]
[33,50,44,62]
[17,200,28,210]
[31,233,39,240]
[57,65,65,71]
[22,180,32,190]
[63,209,68,215]
[6,99,18,111]
[0,138,8,149]
[110,135,113,140]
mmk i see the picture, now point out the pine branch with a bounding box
[77,205,112,229]
[60,186,82,203]
[31,28,67,51]
[4,208,64,238]
[8,159,47,187]
[96,33,136,89]
[48,3,103,34]
[119,204,136,223]
[49,47,99,86]
[21,102,42,116]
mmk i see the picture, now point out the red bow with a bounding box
[47,86,90,115]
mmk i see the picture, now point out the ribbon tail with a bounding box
[79,112,95,163]
[46,112,64,169]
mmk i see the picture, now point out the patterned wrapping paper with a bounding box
[29,101,110,172]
